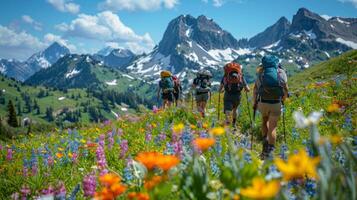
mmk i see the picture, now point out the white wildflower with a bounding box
[293,111,323,128]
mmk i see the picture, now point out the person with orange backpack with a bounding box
[219,62,250,128]
[158,70,175,109]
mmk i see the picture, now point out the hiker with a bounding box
[253,55,289,159]
[172,75,182,107]
[192,70,212,117]
[219,62,250,128]
[158,70,175,109]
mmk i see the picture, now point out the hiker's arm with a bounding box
[283,83,289,101]
[219,84,224,93]
[253,83,258,105]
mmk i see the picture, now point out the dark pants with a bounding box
[224,93,241,112]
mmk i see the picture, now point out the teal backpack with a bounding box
[160,77,174,93]
[258,55,285,101]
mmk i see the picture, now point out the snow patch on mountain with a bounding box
[335,18,351,25]
[320,14,332,21]
[122,74,134,80]
[105,79,117,86]
[0,63,6,73]
[336,38,357,49]
[303,30,317,39]
[263,40,281,49]
[65,68,81,78]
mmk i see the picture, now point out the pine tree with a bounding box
[7,100,18,127]
[46,107,54,122]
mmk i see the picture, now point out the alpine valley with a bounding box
[0,7,356,125]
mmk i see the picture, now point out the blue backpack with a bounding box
[258,55,285,101]
[160,77,174,93]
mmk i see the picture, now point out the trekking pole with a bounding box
[191,90,194,111]
[282,101,287,144]
[217,91,221,121]
[245,91,254,150]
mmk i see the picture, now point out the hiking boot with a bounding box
[259,138,269,159]
[266,144,276,159]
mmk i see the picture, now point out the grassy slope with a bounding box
[0,76,137,125]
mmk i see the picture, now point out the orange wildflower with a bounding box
[110,183,127,196]
[144,176,163,190]
[99,173,121,186]
[128,192,150,200]
[56,153,63,159]
[193,138,215,151]
[327,103,340,113]
[135,152,162,170]
[156,155,180,171]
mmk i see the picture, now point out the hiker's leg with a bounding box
[201,101,207,117]
[268,103,282,145]
[225,110,232,125]
[262,116,269,137]
[267,116,279,144]
[232,106,238,125]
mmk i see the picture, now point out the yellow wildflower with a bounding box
[202,123,208,129]
[172,123,185,133]
[329,135,343,145]
[58,147,64,151]
[275,149,320,181]
[327,103,340,113]
[209,127,225,136]
[240,177,280,199]
[190,124,197,130]
[80,139,86,144]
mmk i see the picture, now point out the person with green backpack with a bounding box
[192,70,212,117]
[158,70,175,109]
[253,55,289,159]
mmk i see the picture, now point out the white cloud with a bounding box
[98,0,179,11]
[22,15,43,31]
[57,11,155,53]
[43,33,77,52]
[213,0,224,7]
[47,0,80,14]
[0,25,46,60]
[339,0,357,8]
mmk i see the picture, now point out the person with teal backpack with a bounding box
[158,70,175,109]
[253,55,289,159]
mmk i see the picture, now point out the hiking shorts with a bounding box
[196,92,209,102]
[162,92,174,102]
[224,93,241,112]
[258,102,282,118]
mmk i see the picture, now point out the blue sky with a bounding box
[0,0,356,60]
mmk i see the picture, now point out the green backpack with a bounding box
[160,77,174,93]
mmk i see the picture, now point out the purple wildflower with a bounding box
[6,148,13,161]
[41,185,54,196]
[120,140,128,158]
[98,134,105,148]
[96,145,107,171]
[145,132,152,142]
[82,172,97,197]
[108,132,114,150]
[20,185,31,200]
[55,182,66,200]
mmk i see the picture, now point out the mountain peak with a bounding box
[158,14,240,55]
[249,16,291,48]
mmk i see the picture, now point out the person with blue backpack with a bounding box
[253,55,289,159]
[158,70,175,109]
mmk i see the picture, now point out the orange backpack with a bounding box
[223,62,243,85]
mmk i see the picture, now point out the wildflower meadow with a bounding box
[0,53,356,200]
